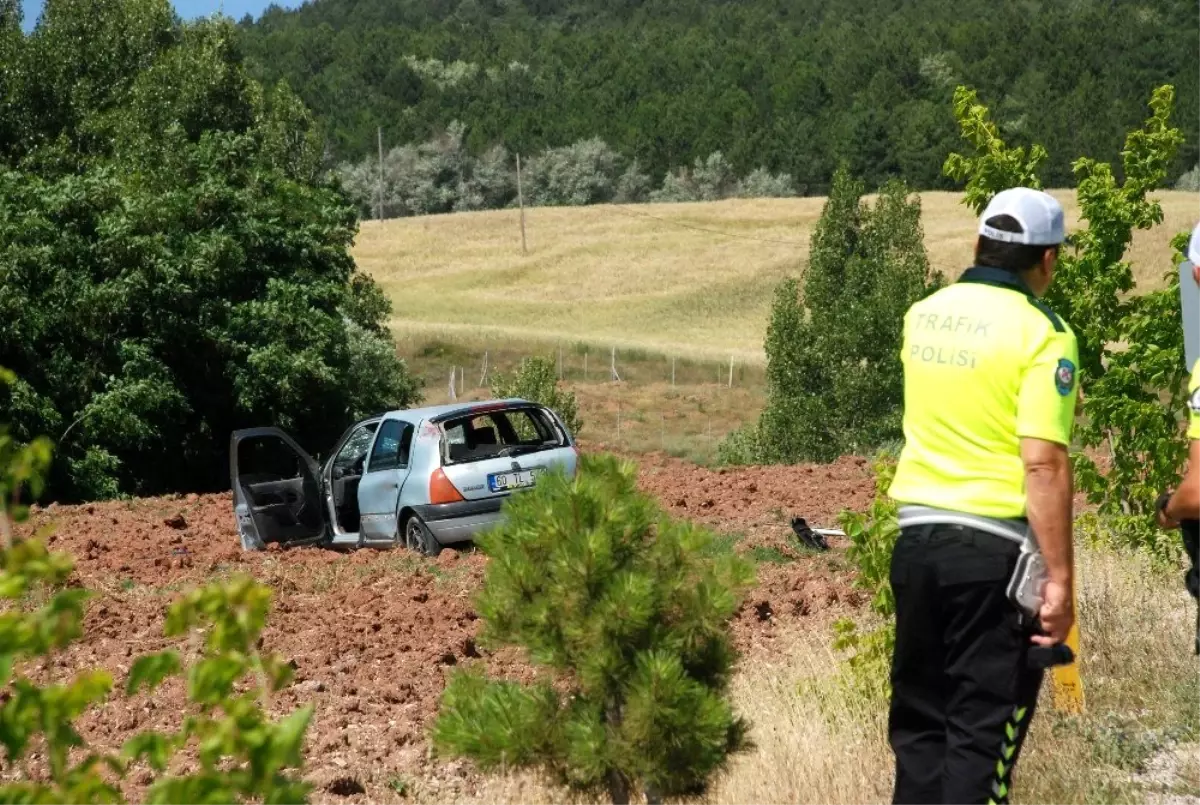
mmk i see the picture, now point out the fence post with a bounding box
[516,153,528,255]
[448,367,457,401]
[728,355,734,388]
[479,351,488,387]
[460,366,465,394]
[611,346,622,382]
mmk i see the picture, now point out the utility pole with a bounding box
[516,153,528,254]
[377,126,384,222]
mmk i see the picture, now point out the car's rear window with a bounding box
[442,407,566,464]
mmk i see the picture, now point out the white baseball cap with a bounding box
[1187,221,1200,266]
[979,187,1068,246]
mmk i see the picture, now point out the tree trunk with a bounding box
[607,769,631,805]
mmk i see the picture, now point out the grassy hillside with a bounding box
[356,191,1197,362]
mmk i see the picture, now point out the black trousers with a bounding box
[889,524,1044,805]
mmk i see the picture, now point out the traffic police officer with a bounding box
[887,187,1079,804]
[1155,222,1200,652]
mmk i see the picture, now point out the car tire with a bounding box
[403,514,443,558]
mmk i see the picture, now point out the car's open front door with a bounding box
[230,428,327,550]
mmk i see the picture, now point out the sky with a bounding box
[19,0,299,29]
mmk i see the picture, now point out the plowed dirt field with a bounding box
[14,451,878,802]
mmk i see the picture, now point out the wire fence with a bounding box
[415,344,765,461]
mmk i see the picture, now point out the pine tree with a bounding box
[432,454,755,804]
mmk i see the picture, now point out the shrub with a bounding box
[0,368,311,802]
[1174,163,1200,191]
[650,151,738,203]
[723,167,941,464]
[735,167,797,198]
[490,356,583,436]
[829,454,900,700]
[613,159,652,203]
[524,137,621,207]
[432,454,755,803]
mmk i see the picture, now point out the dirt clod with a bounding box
[754,600,774,621]
[163,513,187,530]
[326,777,366,796]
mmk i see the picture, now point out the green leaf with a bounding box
[126,651,182,696]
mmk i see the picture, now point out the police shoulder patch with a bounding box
[1189,387,1200,413]
[1055,358,1076,396]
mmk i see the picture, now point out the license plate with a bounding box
[488,469,538,492]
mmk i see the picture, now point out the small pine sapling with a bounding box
[432,453,754,804]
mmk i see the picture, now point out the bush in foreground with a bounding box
[0,367,311,803]
[432,454,755,804]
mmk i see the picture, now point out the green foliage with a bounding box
[235,0,1198,192]
[943,86,1047,213]
[0,0,420,501]
[0,369,52,528]
[722,168,942,465]
[432,454,755,803]
[490,356,583,436]
[830,456,899,700]
[1076,513,1183,569]
[0,369,311,803]
[946,84,1188,515]
[337,131,796,217]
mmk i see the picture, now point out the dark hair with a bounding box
[975,214,1058,273]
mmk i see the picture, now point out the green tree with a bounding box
[722,167,942,465]
[945,84,1187,515]
[432,454,755,804]
[0,0,420,500]
[490,356,582,436]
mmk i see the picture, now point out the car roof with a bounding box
[382,398,537,423]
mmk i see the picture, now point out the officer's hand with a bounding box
[1156,490,1180,530]
[1032,579,1074,646]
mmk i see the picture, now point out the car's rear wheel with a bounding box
[403,514,443,557]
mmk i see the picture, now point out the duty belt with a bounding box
[897,505,1035,548]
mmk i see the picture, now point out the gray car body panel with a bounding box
[231,399,577,551]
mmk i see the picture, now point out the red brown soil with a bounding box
[12,452,876,802]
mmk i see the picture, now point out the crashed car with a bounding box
[230,399,579,554]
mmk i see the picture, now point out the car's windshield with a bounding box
[441,407,565,464]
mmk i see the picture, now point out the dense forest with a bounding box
[236,0,1199,193]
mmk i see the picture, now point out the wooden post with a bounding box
[516,153,528,255]
[479,351,488,387]
[377,126,384,221]
[448,367,457,401]
[460,366,465,394]
[728,355,734,388]
[671,356,676,387]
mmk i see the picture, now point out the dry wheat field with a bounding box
[356,191,1198,363]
